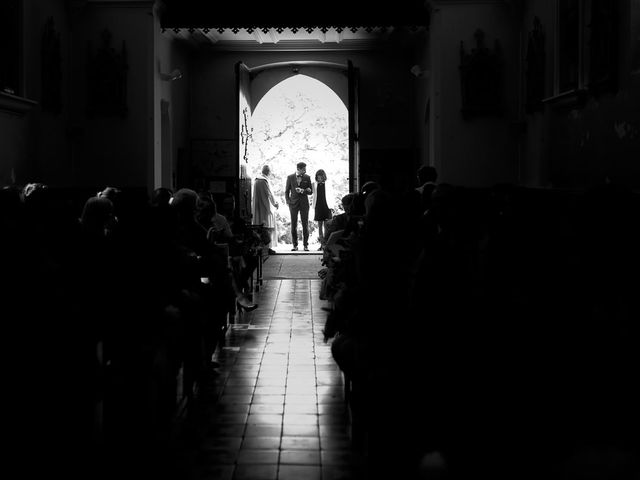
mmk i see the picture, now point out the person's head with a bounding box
[262,165,271,176]
[364,189,393,224]
[417,165,438,185]
[222,193,235,217]
[170,188,198,218]
[341,193,356,215]
[315,169,327,182]
[80,196,116,236]
[22,182,50,215]
[151,187,173,207]
[97,186,121,202]
[196,190,216,222]
[360,181,380,198]
[296,162,307,175]
[97,186,123,218]
[23,182,47,199]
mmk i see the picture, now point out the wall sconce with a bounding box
[160,68,182,82]
[410,64,430,79]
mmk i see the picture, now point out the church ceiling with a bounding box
[160,0,430,50]
[160,0,430,29]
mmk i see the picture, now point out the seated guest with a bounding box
[151,187,173,207]
[196,190,217,231]
[415,165,438,214]
[170,188,211,262]
[169,188,225,368]
[205,195,257,312]
[323,192,356,243]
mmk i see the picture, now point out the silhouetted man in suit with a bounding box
[285,161,312,251]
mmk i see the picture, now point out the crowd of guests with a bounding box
[317,169,640,479]
[1,182,265,479]
[2,172,639,479]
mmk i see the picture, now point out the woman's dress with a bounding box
[314,183,332,221]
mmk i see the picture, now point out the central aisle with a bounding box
[176,278,364,480]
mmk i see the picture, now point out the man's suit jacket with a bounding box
[285,173,312,209]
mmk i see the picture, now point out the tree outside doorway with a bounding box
[246,75,349,247]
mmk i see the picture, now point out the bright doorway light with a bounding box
[247,74,348,247]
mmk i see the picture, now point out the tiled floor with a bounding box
[271,241,324,254]
[174,278,365,480]
[260,252,324,280]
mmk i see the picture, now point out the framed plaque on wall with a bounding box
[190,139,236,177]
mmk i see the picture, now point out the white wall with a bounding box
[187,39,427,190]
[518,0,555,187]
[157,32,190,190]
[429,1,520,187]
[1,0,162,191]
[517,0,640,189]
[68,1,156,190]
[0,0,69,186]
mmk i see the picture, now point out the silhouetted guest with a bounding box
[97,185,121,201]
[196,190,217,231]
[352,180,380,217]
[416,165,438,213]
[252,164,279,252]
[214,193,259,311]
[170,188,210,261]
[151,186,173,207]
[323,192,356,244]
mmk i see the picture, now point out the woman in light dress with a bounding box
[252,164,279,252]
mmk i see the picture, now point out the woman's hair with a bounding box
[170,188,198,215]
[315,169,327,182]
[80,196,114,233]
[341,193,356,214]
[197,190,217,216]
[97,186,121,201]
[360,181,380,197]
[151,187,173,207]
[23,182,48,198]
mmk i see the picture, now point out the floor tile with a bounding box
[241,436,281,450]
[233,464,278,480]
[167,276,359,479]
[278,465,322,480]
[236,449,279,464]
[280,436,321,450]
[198,464,235,480]
[244,424,283,437]
[249,403,284,414]
[280,449,321,465]
[282,424,320,437]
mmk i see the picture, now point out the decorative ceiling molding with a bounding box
[161,25,428,51]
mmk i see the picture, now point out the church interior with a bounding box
[2,1,640,479]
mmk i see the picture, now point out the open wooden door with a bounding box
[348,60,360,193]
[236,61,253,221]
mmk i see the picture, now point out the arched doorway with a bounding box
[246,74,348,248]
[237,61,357,249]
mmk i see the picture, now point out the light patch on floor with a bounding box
[262,253,324,280]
